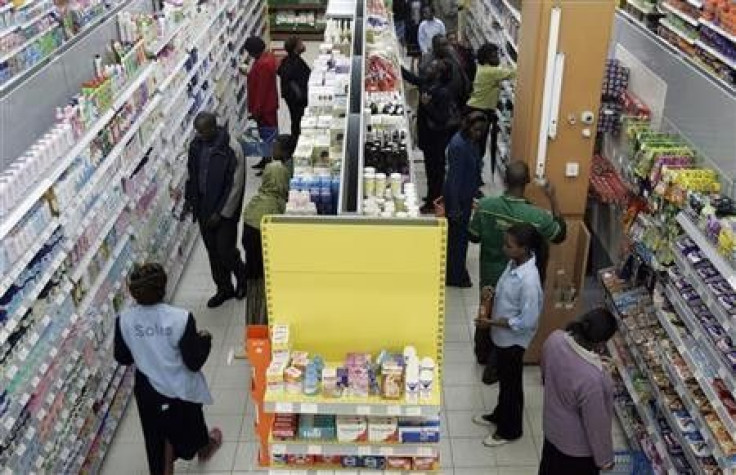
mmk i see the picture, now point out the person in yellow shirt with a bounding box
[466,43,515,184]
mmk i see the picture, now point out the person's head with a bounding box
[447,31,458,46]
[272,134,296,161]
[128,262,167,305]
[259,160,291,200]
[461,110,488,143]
[194,111,218,142]
[503,222,549,283]
[244,36,266,59]
[421,5,434,20]
[504,161,531,195]
[566,307,618,351]
[477,42,500,66]
[284,36,305,56]
[425,58,451,83]
[432,34,449,57]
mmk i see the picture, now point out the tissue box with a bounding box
[367,417,398,443]
[336,415,367,442]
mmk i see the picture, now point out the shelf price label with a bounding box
[418,447,435,457]
[387,405,401,416]
[271,444,286,455]
[307,445,322,455]
[405,406,422,416]
[356,405,371,415]
[357,446,372,456]
[301,403,318,414]
[274,402,293,413]
[379,447,394,456]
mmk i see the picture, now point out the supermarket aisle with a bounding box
[101,43,626,475]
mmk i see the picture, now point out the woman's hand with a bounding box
[420,92,432,105]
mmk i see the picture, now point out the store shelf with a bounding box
[0,217,59,295]
[268,3,326,9]
[696,39,736,69]
[267,470,439,474]
[659,18,696,45]
[147,19,190,55]
[699,18,736,44]
[660,2,699,27]
[0,61,154,241]
[676,212,736,291]
[0,23,57,63]
[499,0,521,21]
[626,0,656,15]
[663,284,736,438]
[269,439,440,457]
[671,249,736,342]
[264,387,441,417]
[271,30,325,40]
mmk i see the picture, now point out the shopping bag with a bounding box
[241,123,278,157]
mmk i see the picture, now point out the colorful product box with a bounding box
[367,417,398,443]
[298,414,337,440]
[398,417,440,443]
[413,456,440,470]
[386,457,413,470]
[336,415,368,442]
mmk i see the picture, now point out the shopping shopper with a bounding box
[114,263,222,475]
[277,36,311,139]
[469,161,565,383]
[184,112,247,308]
[393,0,409,46]
[472,223,547,447]
[242,160,290,325]
[443,110,488,287]
[417,6,446,54]
[420,34,471,108]
[244,36,279,173]
[447,31,476,83]
[406,0,424,69]
[466,43,515,182]
[401,59,458,214]
[538,308,618,474]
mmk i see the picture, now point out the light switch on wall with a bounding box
[565,162,580,177]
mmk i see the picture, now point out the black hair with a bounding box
[128,262,167,305]
[244,36,266,57]
[477,43,500,67]
[432,58,452,84]
[284,36,301,55]
[566,307,618,350]
[194,111,217,134]
[461,110,488,134]
[274,134,296,158]
[504,160,531,188]
[506,222,549,285]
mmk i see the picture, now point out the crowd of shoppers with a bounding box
[119,25,622,475]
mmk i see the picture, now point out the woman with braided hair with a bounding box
[114,263,222,474]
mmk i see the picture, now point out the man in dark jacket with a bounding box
[277,36,311,139]
[185,112,247,308]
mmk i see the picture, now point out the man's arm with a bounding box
[220,137,246,218]
[539,182,567,243]
[418,22,429,53]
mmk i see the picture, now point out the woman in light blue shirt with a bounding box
[472,223,547,447]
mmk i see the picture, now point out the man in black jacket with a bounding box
[277,36,311,139]
[185,112,247,308]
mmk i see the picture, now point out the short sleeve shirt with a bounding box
[469,194,563,287]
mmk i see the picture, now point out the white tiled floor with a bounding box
[101,42,627,475]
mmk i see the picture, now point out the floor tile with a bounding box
[443,385,484,411]
[232,441,259,472]
[207,388,249,415]
[450,438,497,468]
[446,410,492,438]
[444,323,472,343]
[189,442,238,472]
[205,413,246,442]
[494,434,539,467]
[443,362,483,386]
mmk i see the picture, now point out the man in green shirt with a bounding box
[469,161,566,383]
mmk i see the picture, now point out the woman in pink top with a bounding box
[539,307,618,475]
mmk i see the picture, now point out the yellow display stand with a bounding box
[262,216,447,367]
[256,216,447,471]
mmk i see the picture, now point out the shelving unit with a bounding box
[267,0,326,40]
[248,216,447,473]
[0,0,266,471]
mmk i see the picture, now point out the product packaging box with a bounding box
[336,415,368,442]
[385,457,413,470]
[398,417,440,443]
[413,456,440,470]
[298,414,337,440]
[367,417,398,443]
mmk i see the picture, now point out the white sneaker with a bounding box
[483,434,511,447]
[472,414,496,427]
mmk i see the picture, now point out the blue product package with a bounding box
[363,456,386,469]
[341,456,360,468]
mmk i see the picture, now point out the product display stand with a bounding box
[0,0,266,471]
[267,0,327,40]
[247,216,446,473]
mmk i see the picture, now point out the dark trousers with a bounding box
[489,344,525,440]
[539,439,600,475]
[446,211,471,286]
[423,145,446,205]
[286,99,305,139]
[198,216,246,293]
[135,372,209,474]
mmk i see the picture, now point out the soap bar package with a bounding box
[336,415,368,442]
[367,417,398,443]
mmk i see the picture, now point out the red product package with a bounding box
[413,456,440,470]
[286,455,314,466]
[314,455,342,467]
